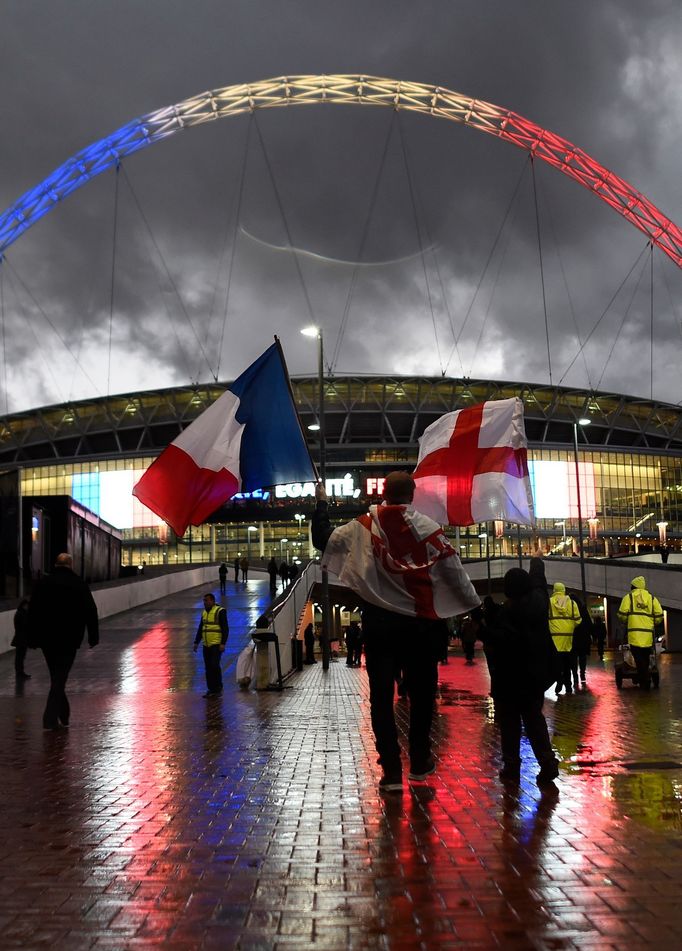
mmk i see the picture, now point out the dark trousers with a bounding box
[202,644,223,693]
[362,608,441,774]
[556,652,574,691]
[496,689,555,768]
[269,574,277,594]
[571,650,588,683]
[14,644,28,676]
[630,645,652,687]
[219,577,226,594]
[304,634,316,663]
[42,646,77,727]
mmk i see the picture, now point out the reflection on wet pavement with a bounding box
[1,579,682,948]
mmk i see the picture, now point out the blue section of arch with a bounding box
[0,116,163,254]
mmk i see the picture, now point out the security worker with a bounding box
[193,593,229,696]
[617,576,663,690]
[549,582,581,695]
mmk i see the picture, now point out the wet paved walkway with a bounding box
[1,576,682,949]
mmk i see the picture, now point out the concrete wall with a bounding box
[0,566,268,654]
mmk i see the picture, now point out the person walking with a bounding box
[27,553,99,730]
[193,593,229,697]
[303,622,317,664]
[460,610,481,664]
[312,472,480,792]
[267,556,278,594]
[279,561,289,589]
[288,562,299,585]
[617,576,663,690]
[482,557,560,787]
[218,562,227,595]
[233,556,240,583]
[11,598,31,680]
[240,556,249,582]
[571,595,593,687]
[548,582,581,695]
[593,616,607,660]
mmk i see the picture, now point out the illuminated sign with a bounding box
[274,474,361,500]
[366,477,386,496]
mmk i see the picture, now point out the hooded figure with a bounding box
[548,581,581,695]
[480,558,559,787]
[617,576,663,690]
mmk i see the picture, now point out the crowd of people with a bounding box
[11,490,664,796]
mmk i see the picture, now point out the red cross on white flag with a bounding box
[412,397,535,527]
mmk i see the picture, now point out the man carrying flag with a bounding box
[312,472,480,793]
[133,340,316,536]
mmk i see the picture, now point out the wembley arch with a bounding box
[1,74,681,267]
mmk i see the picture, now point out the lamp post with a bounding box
[301,325,331,669]
[572,418,590,605]
[279,537,288,563]
[247,525,257,560]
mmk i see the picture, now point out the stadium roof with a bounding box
[1,377,682,467]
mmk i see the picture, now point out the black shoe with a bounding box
[16,672,31,680]
[379,772,403,792]
[536,760,560,787]
[43,722,59,731]
[203,690,222,698]
[408,757,436,781]
[498,765,521,783]
[565,687,573,695]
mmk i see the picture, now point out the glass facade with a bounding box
[16,443,682,566]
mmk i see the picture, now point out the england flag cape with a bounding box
[323,503,480,619]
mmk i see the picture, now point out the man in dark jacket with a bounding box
[481,555,559,787]
[27,553,99,730]
[312,473,479,792]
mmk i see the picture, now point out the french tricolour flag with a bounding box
[412,397,535,527]
[133,341,316,536]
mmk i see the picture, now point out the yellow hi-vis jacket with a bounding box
[549,583,581,653]
[199,605,225,648]
[617,577,663,648]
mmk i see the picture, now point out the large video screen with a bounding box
[528,460,597,519]
[72,470,164,529]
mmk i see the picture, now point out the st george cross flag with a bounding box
[322,504,480,619]
[132,341,316,536]
[412,397,535,527]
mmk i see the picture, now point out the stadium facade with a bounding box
[3,376,682,571]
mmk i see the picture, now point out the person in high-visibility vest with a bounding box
[617,576,663,690]
[193,593,229,697]
[549,582,581,695]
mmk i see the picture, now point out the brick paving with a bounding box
[1,575,682,949]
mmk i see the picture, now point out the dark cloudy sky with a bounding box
[2,0,681,413]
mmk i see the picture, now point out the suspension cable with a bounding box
[538,175,593,390]
[253,115,318,339]
[3,257,100,397]
[330,112,396,373]
[397,115,443,374]
[107,162,120,395]
[531,157,552,384]
[443,155,530,376]
[119,164,213,382]
[595,251,649,391]
[467,220,515,378]
[558,243,649,385]
[216,116,252,383]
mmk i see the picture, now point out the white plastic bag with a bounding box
[236,640,257,689]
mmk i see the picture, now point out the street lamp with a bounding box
[247,525,257,560]
[280,537,288,562]
[301,324,331,669]
[573,418,591,605]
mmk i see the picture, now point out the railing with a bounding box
[253,561,321,688]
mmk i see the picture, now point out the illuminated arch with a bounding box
[1,74,681,266]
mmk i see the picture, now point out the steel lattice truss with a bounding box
[2,377,682,467]
[1,75,681,265]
